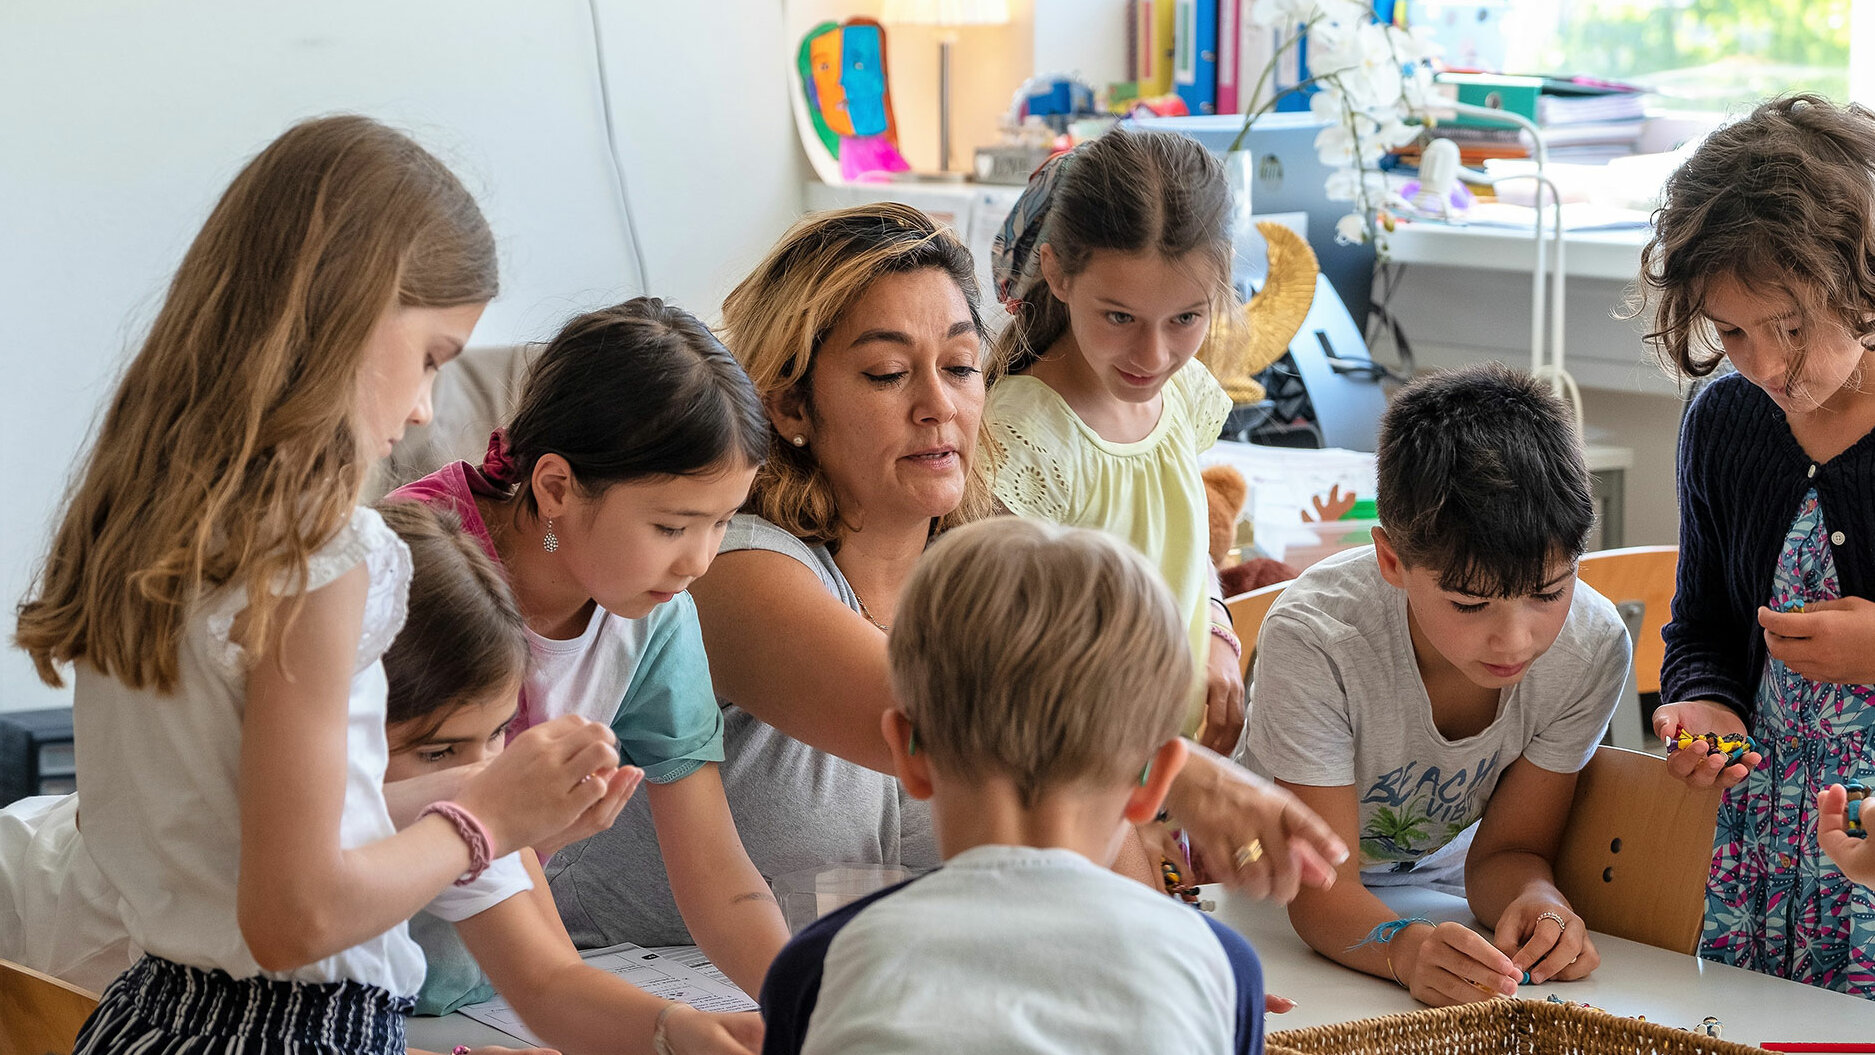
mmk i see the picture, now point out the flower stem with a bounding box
[1229,15,1325,152]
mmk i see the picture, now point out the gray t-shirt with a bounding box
[1240,547,1628,882]
[549,514,937,947]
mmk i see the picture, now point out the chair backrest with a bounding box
[1554,745,1721,955]
[0,958,98,1055]
[1575,546,1677,696]
[1226,580,1293,679]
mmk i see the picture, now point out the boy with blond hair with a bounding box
[758,518,1265,1055]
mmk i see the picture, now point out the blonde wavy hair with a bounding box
[718,203,1003,546]
[888,518,1190,807]
[16,115,497,692]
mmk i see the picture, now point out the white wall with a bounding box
[0,1,807,711]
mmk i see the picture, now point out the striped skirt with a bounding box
[72,954,415,1054]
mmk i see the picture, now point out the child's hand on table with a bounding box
[1493,897,1597,985]
[1654,702,1760,791]
[1759,598,1875,684]
[1819,784,1875,888]
[663,1005,764,1055]
[1392,920,1524,1007]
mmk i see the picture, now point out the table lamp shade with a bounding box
[881,0,1011,26]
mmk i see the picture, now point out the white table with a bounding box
[411,882,1875,1051]
[1217,885,1875,1047]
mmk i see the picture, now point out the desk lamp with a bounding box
[882,0,1012,175]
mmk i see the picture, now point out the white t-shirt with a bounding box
[0,795,136,993]
[72,506,427,995]
[761,845,1264,1055]
[0,790,529,997]
[1241,547,1628,882]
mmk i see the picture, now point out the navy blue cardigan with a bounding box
[1662,372,1875,722]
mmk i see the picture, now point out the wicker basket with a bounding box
[1267,1000,1767,1055]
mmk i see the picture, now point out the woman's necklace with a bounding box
[852,588,892,633]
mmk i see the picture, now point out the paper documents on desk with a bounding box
[1458,201,1652,231]
[456,943,757,1045]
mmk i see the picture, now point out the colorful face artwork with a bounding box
[798,18,910,181]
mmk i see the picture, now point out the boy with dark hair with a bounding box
[1242,363,1629,1007]
[760,517,1265,1055]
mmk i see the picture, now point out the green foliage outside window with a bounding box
[1515,0,1849,113]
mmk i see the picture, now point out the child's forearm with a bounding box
[241,814,475,972]
[649,769,790,996]
[1286,880,1428,984]
[1465,847,1562,927]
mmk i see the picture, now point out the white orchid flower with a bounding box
[1247,0,1316,28]
[1335,212,1370,245]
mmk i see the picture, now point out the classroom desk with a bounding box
[1219,885,1875,1047]
[409,882,1875,1050]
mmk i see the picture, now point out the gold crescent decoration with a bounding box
[1200,221,1320,405]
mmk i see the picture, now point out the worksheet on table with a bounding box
[456,943,757,1045]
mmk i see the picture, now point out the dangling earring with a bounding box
[542,517,559,554]
[791,434,807,447]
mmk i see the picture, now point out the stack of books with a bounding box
[1399,74,1649,167]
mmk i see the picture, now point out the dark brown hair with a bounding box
[499,297,767,518]
[1630,94,1875,380]
[994,128,1233,374]
[375,501,528,750]
[1377,363,1593,598]
[18,114,497,692]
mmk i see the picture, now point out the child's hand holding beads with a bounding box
[456,715,623,858]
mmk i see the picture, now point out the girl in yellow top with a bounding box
[987,128,1242,755]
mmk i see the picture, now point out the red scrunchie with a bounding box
[481,428,518,486]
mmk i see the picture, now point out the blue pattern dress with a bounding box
[1701,488,1875,996]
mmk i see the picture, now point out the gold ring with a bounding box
[1232,839,1265,869]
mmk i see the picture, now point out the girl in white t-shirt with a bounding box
[377,501,762,1055]
[14,116,624,1055]
[388,298,792,995]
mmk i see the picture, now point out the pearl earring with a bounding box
[791,435,807,447]
[542,517,559,554]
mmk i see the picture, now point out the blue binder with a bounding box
[1173,0,1218,115]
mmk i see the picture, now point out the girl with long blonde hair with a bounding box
[15,114,626,1055]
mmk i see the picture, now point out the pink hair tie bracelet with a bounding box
[419,800,493,886]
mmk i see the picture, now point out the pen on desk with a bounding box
[1759,1044,1875,1053]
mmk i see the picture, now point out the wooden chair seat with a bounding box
[0,957,98,1055]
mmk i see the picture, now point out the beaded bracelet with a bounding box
[418,800,493,886]
[1209,622,1243,659]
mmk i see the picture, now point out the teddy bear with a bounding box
[1202,463,1297,599]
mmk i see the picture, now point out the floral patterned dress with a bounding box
[1701,489,1875,996]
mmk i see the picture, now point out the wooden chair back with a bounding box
[1554,746,1721,955]
[1226,580,1293,679]
[0,958,98,1055]
[1575,546,1678,696]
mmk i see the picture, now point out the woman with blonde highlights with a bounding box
[559,205,1344,950]
[15,115,622,1055]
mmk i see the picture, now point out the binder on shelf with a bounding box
[1173,0,1218,115]
[1135,0,1176,96]
[1216,0,1240,114]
